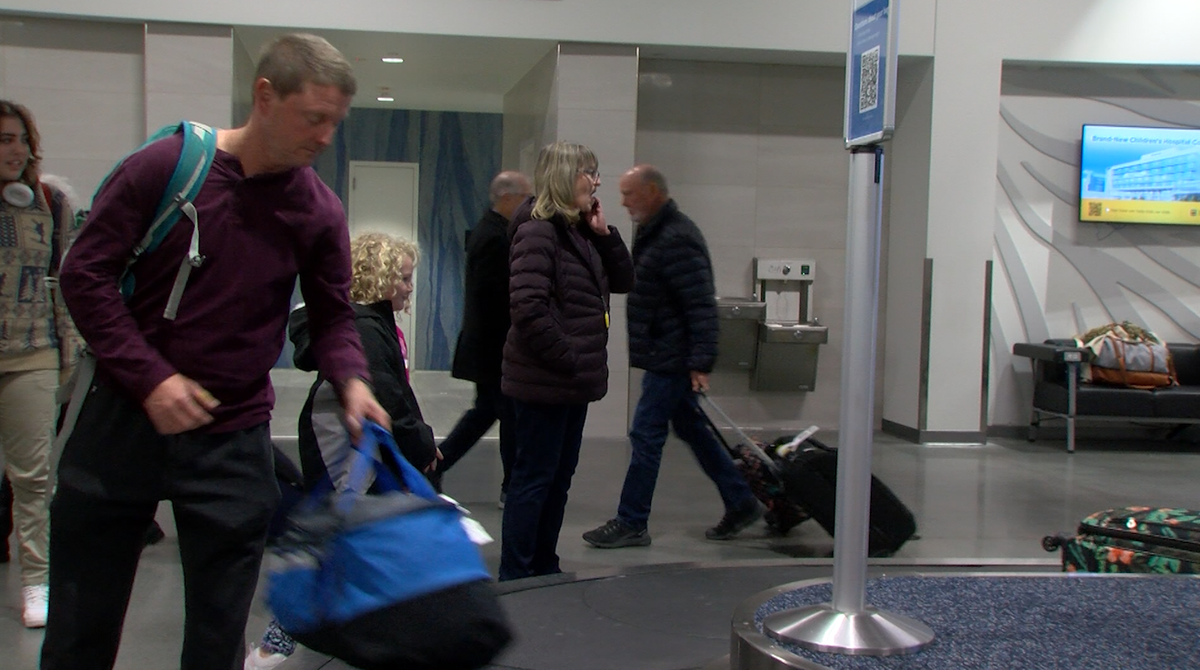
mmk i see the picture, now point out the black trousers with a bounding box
[438,381,515,491]
[40,379,279,670]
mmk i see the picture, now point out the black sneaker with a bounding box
[582,518,651,548]
[706,500,766,540]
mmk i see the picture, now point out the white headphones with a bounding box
[2,181,34,208]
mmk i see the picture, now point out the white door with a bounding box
[347,161,421,369]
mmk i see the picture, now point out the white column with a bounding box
[880,60,933,438]
[555,43,639,438]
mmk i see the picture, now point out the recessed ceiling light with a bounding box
[381,55,404,63]
[377,95,395,102]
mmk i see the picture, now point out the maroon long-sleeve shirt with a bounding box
[60,132,368,433]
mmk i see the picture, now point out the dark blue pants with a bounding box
[499,400,587,581]
[438,382,515,492]
[616,371,755,530]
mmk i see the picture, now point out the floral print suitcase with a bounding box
[731,441,810,534]
[1043,507,1200,574]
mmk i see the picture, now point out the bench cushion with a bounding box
[1169,343,1200,386]
[1033,381,1155,417]
[1152,387,1200,419]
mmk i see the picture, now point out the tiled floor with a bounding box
[4,369,1199,668]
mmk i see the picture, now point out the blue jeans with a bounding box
[499,400,588,581]
[616,371,756,531]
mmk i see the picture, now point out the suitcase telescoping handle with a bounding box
[696,392,782,478]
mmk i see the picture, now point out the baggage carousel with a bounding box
[288,558,1105,670]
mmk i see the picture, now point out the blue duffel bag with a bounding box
[266,421,512,670]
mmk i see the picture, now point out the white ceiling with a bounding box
[233,26,854,115]
[234,26,557,113]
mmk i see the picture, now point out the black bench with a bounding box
[1012,339,1200,453]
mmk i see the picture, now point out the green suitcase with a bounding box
[1043,506,1200,574]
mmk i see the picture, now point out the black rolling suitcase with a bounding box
[775,439,917,557]
[696,395,810,534]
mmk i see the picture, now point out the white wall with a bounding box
[916,2,1005,438]
[0,16,235,207]
[144,23,232,135]
[501,46,559,174]
[232,28,257,125]
[999,1,1200,65]
[0,17,144,206]
[881,58,934,434]
[555,43,640,439]
[6,0,937,57]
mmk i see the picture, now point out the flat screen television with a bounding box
[1079,124,1200,225]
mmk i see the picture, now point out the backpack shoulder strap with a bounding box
[130,121,217,259]
[117,121,218,316]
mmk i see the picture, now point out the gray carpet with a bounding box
[755,574,1200,669]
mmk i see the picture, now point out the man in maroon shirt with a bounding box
[40,34,388,670]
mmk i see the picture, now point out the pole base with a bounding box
[762,603,934,656]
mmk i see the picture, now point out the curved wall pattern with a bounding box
[990,66,1200,427]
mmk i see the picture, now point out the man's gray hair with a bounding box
[489,171,530,205]
[256,33,357,98]
[638,165,669,196]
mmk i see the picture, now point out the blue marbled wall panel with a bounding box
[309,108,502,370]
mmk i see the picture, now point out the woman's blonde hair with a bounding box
[531,141,597,223]
[349,231,419,306]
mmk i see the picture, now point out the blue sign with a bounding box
[845,0,898,146]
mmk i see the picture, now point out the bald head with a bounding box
[619,164,670,224]
[489,170,532,221]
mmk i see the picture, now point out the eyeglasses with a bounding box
[579,167,599,180]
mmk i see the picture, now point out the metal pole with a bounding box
[760,146,933,656]
[830,144,881,614]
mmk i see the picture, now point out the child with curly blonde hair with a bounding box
[247,231,434,669]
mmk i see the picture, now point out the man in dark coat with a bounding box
[435,171,531,503]
[583,165,762,548]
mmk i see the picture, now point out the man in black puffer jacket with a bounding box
[583,165,762,549]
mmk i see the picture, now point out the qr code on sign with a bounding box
[859,46,880,113]
[1088,202,1102,216]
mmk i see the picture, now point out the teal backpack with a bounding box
[51,121,218,478]
[87,120,219,319]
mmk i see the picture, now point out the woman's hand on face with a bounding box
[587,198,609,236]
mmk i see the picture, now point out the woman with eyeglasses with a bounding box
[498,141,633,581]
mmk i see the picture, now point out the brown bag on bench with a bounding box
[1077,322,1177,390]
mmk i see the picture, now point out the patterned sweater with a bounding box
[0,181,82,373]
